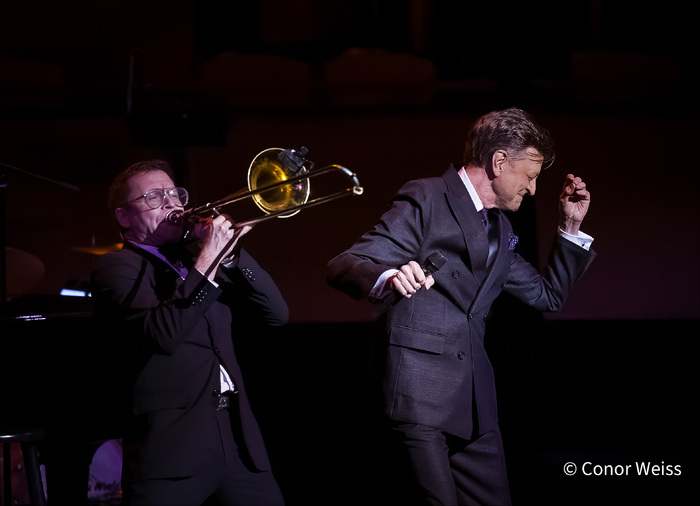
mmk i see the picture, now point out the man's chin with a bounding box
[509,196,526,211]
[161,231,185,245]
[151,225,185,245]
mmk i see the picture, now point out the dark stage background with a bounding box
[1,1,697,505]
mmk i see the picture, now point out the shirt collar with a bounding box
[128,241,188,279]
[457,166,485,212]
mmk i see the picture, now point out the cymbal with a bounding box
[1,247,45,298]
[71,242,123,255]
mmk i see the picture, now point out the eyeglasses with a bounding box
[123,187,189,209]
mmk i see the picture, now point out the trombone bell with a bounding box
[248,148,310,218]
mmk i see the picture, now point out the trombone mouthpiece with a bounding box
[166,209,186,224]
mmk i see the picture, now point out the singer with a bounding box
[326,108,596,505]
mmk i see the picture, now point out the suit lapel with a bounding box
[440,169,514,316]
[470,210,511,314]
[442,168,489,282]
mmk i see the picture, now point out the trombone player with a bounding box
[91,159,288,506]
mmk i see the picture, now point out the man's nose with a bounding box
[527,179,536,196]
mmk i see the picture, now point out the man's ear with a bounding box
[491,150,508,176]
[115,207,130,230]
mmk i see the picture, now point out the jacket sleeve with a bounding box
[503,234,596,312]
[326,181,427,300]
[219,248,289,327]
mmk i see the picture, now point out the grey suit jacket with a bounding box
[327,166,595,439]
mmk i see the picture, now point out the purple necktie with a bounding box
[479,208,489,233]
[480,208,498,265]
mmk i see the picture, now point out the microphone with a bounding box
[373,251,447,318]
[421,250,447,277]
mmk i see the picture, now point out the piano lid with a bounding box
[1,293,93,322]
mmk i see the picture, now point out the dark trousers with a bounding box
[124,408,283,506]
[390,423,512,506]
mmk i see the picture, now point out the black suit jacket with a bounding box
[327,166,595,440]
[91,242,288,480]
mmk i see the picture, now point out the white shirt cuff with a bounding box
[369,268,399,301]
[558,227,594,251]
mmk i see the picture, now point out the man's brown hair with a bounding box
[464,107,555,169]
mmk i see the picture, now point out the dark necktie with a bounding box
[158,244,189,279]
[479,208,489,233]
[479,208,498,265]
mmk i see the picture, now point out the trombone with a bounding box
[167,146,363,228]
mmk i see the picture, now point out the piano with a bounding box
[1,294,127,505]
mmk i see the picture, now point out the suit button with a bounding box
[212,389,220,397]
[457,352,465,360]
[452,271,461,279]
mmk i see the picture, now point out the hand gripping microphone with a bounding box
[373,251,447,318]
